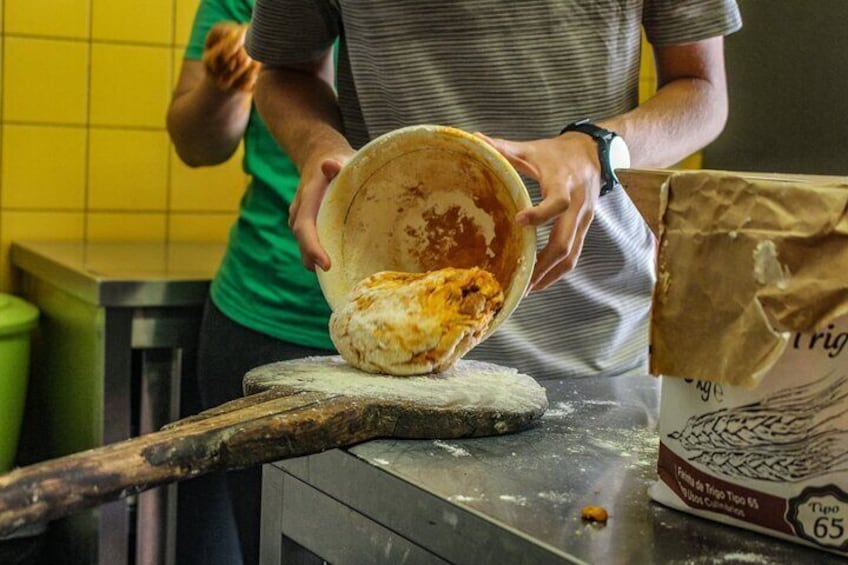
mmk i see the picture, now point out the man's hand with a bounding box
[202,23,260,92]
[288,148,356,271]
[477,132,602,291]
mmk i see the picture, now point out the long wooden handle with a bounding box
[0,387,388,538]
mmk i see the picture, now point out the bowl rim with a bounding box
[315,124,537,339]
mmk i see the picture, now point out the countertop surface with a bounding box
[11,240,225,307]
[276,375,845,564]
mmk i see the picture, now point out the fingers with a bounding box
[531,208,594,291]
[528,198,589,290]
[204,25,238,67]
[204,25,229,50]
[219,26,247,63]
[203,23,254,90]
[320,159,344,181]
[289,157,350,272]
[290,177,331,272]
[532,211,578,285]
[516,189,573,227]
[222,55,259,92]
[475,133,578,229]
[205,22,245,52]
[520,170,595,290]
[288,190,301,230]
[237,61,261,92]
[475,133,541,180]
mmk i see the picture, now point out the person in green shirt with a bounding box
[167,1,335,564]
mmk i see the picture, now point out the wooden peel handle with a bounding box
[0,388,387,538]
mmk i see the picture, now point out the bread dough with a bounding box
[329,267,503,375]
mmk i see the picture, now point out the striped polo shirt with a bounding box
[247,0,742,381]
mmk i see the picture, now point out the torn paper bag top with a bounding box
[651,171,848,388]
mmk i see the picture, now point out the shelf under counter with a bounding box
[11,240,225,307]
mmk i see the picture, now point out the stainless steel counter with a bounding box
[12,240,224,565]
[262,375,844,564]
[12,240,223,307]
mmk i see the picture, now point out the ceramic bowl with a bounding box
[316,125,536,338]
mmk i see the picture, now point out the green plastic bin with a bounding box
[0,293,39,472]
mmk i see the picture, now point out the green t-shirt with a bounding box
[186,0,333,349]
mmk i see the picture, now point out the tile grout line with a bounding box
[0,0,5,296]
[82,0,94,242]
[1,0,6,253]
[2,30,181,49]
[165,0,178,244]
[2,207,170,214]
[2,120,168,131]
[0,0,6,249]
[0,207,237,219]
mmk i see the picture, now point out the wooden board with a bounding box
[0,356,547,537]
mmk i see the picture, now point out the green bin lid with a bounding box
[0,293,39,337]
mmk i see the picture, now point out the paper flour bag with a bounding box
[648,171,848,555]
[651,319,848,555]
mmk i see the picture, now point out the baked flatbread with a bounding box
[329,267,504,375]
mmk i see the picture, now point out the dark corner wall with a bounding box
[703,0,848,175]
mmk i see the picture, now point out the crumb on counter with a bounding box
[581,505,609,523]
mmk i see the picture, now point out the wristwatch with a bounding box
[560,119,631,197]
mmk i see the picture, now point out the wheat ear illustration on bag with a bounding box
[668,374,848,482]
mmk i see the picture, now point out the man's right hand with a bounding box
[288,149,355,272]
[202,23,260,92]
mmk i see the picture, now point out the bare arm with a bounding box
[253,52,349,171]
[600,36,729,168]
[167,23,259,167]
[253,50,355,270]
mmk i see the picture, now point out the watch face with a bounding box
[561,121,630,196]
[609,135,631,170]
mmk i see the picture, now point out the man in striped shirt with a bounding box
[246,1,742,381]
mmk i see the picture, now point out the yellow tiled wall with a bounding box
[0,0,245,290]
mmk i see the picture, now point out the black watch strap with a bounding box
[560,118,622,197]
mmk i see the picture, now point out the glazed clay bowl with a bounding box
[316,125,537,339]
